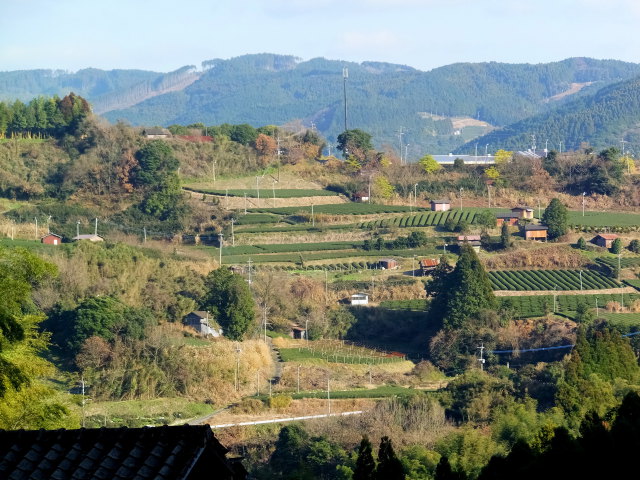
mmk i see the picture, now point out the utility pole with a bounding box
[582,192,586,217]
[368,175,372,204]
[311,202,315,227]
[596,298,599,317]
[94,217,98,236]
[397,127,405,164]
[272,180,276,208]
[324,269,328,305]
[143,227,147,243]
[76,221,80,238]
[459,187,463,211]
[297,365,300,394]
[247,258,253,285]
[621,138,627,156]
[244,193,247,215]
[47,215,51,234]
[579,270,583,291]
[256,176,260,200]
[475,143,478,158]
[212,159,216,184]
[34,217,38,240]
[554,285,558,312]
[478,344,485,371]
[414,183,418,208]
[218,233,223,266]
[487,184,491,207]
[231,218,235,246]
[81,376,86,428]
[327,374,331,414]
[342,67,348,132]
[405,144,410,163]
[235,343,242,392]
[531,134,536,152]
[545,139,549,157]
[412,255,416,277]
[559,141,563,154]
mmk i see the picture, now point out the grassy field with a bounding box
[568,210,640,227]
[488,269,621,291]
[219,241,361,256]
[500,293,640,318]
[249,204,430,215]
[288,385,421,400]
[596,312,640,327]
[84,398,214,428]
[220,246,440,264]
[184,187,339,198]
[279,348,406,365]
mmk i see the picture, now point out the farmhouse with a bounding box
[183,311,222,337]
[353,192,370,202]
[379,258,398,269]
[72,234,104,242]
[593,233,619,248]
[430,199,451,211]
[496,213,520,227]
[523,224,548,241]
[511,206,535,219]
[420,258,440,275]
[457,235,482,252]
[0,425,246,480]
[142,127,171,139]
[41,233,62,245]
[350,293,369,305]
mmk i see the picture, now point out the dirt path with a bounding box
[495,287,637,296]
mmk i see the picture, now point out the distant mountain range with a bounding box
[2,54,640,154]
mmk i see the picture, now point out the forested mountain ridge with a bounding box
[3,54,640,152]
[459,74,640,153]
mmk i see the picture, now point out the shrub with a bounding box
[231,398,266,414]
[629,239,640,254]
[611,238,622,254]
[576,237,587,250]
[269,394,293,410]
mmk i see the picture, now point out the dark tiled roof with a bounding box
[0,425,245,480]
[524,224,548,231]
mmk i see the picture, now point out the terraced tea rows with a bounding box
[488,269,621,291]
[358,208,506,229]
[500,293,640,318]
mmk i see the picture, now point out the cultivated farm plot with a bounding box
[568,210,640,227]
[249,204,428,215]
[360,209,476,228]
[597,256,640,269]
[500,293,640,318]
[378,299,430,311]
[488,269,621,291]
[184,187,339,198]
[278,339,407,365]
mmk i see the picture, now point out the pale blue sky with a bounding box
[1,0,638,72]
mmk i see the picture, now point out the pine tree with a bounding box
[438,244,497,329]
[376,437,405,479]
[541,198,568,240]
[611,237,622,254]
[576,236,587,250]
[353,436,376,480]
[500,222,512,249]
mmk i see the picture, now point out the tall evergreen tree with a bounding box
[431,244,497,329]
[541,198,568,240]
[353,436,376,480]
[500,222,512,249]
[376,436,405,480]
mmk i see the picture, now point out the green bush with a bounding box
[269,394,293,410]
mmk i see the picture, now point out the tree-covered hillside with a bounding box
[4,55,640,154]
[458,75,640,154]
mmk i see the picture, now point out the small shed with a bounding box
[523,224,548,241]
[183,311,222,337]
[290,324,306,339]
[351,293,369,306]
[512,206,535,219]
[496,213,520,227]
[72,234,104,242]
[142,127,171,139]
[456,235,481,242]
[420,258,440,275]
[41,233,62,245]
[593,233,619,248]
[379,258,398,270]
[430,200,451,212]
[353,192,370,203]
